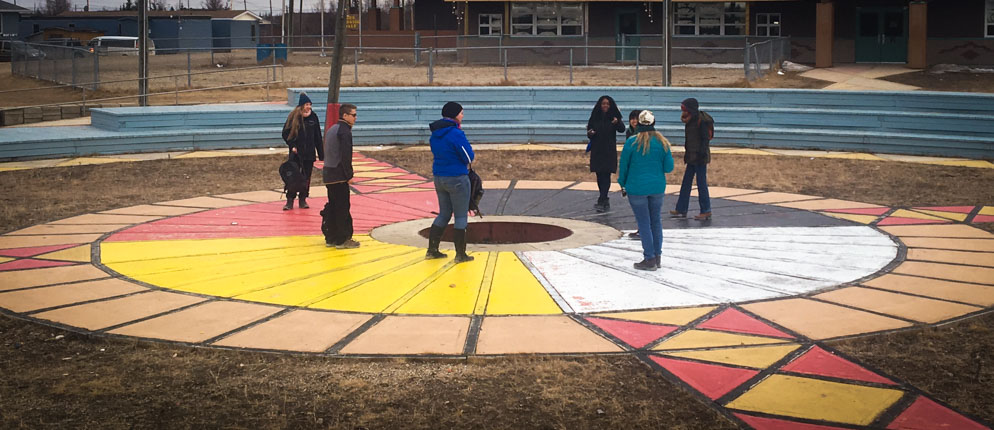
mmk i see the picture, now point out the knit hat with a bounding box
[297,92,312,107]
[638,110,655,125]
[442,101,463,119]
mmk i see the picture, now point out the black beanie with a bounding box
[442,102,463,119]
[298,92,312,107]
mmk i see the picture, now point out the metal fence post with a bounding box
[354,48,359,85]
[584,32,589,66]
[93,53,99,91]
[187,50,192,87]
[414,32,421,63]
[635,49,640,85]
[620,35,626,63]
[743,40,750,81]
[769,40,774,73]
[71,52,77,87]
[175,76,180,105]
[569,48,573,85]
[498,36,502,64]
[428,48,434,84]
[503,48,508,82]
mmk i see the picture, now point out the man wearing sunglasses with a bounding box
[322,104,360,249]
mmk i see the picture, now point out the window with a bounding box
[674,2,746,36]
[479,13,502,36]
[987,0,994,37]
[510,2,583,36]
[756,13,780,37]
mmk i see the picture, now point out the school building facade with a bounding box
[413,0,994,67]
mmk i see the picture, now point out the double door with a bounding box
[855,7,908,63]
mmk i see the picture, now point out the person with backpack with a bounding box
[322,103,359,249]
[586,95,626,213]
[426,102,476,263]
[618,110,675,271]
[671,97,714,221]
[281,92,324,210]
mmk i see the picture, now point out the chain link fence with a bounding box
[10,42,99,90]
[744,37,792,81]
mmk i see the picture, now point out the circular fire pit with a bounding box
[417,222,573,244]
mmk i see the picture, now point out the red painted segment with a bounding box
[734,413,850,430]
[0,259,76,271]
[886,396,988,430]
[912,206,975,214]
[822,207,891,216]
[650,355,759,400]
[0,244,79,258]
[697,308,794,339]
[365,190,440,214]
[391,174,429,181]
[352,185,392,194]
[781,346,895,385]
[586,317,678,348]
[412,182,437,189]
[876,217,951,226]
[972,215,994,224]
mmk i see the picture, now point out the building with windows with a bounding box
[1,0,28,41]
[413,0,994,67]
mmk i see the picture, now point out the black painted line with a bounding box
[324,314,386,354]
[23,289,156,316]
[570,314,635,353]
[713,340,815,406]
[200,307,294,346]
[727,410,866,430]
[804,296,922,325]
[462,315,484,356]
[514,181,582,216]
[856,284,988,308]
[869,391,920,428]
[95,298,215,333]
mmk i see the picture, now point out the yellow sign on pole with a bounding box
[346,14,359,30]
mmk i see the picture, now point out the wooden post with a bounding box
[326,0,350,130]
[815,1,834,68]
[908,1,927,69]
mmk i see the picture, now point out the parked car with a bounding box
[8,41,46,59]
[87,36,155,56]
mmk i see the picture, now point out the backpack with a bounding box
[468,168,485,218]
[279,155,308,197]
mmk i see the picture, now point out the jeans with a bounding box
[433,175,470,230]
[675,163,711,214]
[628,193,664,260]
[288,161,313,200]
[323,182,353,245]
[595,171,612,202]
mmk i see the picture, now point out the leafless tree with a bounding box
[203,0,226,10]
[150,0,167,10]
[43,0,71,15]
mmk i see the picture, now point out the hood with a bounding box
[681,98,700,116]
[430,118,459,134]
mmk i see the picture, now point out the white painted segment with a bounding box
[525,226,898,312]
[522,251,713,312]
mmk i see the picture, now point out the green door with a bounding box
[855,7,907,63]
[615,9,640,62]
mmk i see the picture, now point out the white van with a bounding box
[88,36,155,56]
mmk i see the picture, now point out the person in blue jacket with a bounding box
[618,110,675,271]
[426,102,476,263]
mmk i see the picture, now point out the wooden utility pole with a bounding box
[138,0,149,105]
[325,0,349,129]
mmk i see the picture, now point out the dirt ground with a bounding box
[1,151,993,428]
[883,71,994,93]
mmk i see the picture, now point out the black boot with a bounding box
[634,258,657,271]
[283,198,293,211]
[453,228,474,263]
[298,197,309,209]
[425,225,447,260]
[654,255,661,268]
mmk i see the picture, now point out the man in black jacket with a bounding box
[672,98,714,221]
[322,104,359,249]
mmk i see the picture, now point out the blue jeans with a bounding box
[675,163,711,214]
[433,175,470,230]
[628,193,664,260]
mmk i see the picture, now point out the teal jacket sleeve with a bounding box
[618,137,633,188]
[663,146,675,174]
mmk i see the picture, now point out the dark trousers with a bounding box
[675,163,711,214]
[288,162,313,200]
[595,171,612,202]
[323,182,353,245]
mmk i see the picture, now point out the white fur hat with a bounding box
[638,110,655,125]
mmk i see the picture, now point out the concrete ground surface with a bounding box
[0,149,992,429]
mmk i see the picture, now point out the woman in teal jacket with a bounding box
[617,110,675,271]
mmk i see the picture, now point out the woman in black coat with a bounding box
[281,92,324,210]
[586,95,625,212]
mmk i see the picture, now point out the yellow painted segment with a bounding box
[485,252,562,315]
[361,179,424,185]
[35,244,92,262]
[0,167,28,172]
[235,251,424,305]
[173,151,240,159]
[725,374,904,426]
[55,157,132,166]
[663,344,800,369]
[353,165,387,172]
[913,209,968,222]
[0,257,12,264]
[821,153,885,161]
[309,257,452,312]
[980,206,994,216]
[101,235,347,264]
[891,209,948,221]
[474,252,499,314]
[375,187,433,193]
[395,252,490,314]
[929,160,994,169]
[352,171,406,179]
[721,148,776,156]
[593,307,716,326]
[819,212,878,224]
[653,330,788,351]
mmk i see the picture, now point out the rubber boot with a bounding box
[283,198,293,211]
[298,197,309,209]
[425,225,447,260]
[453,228,474,263]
